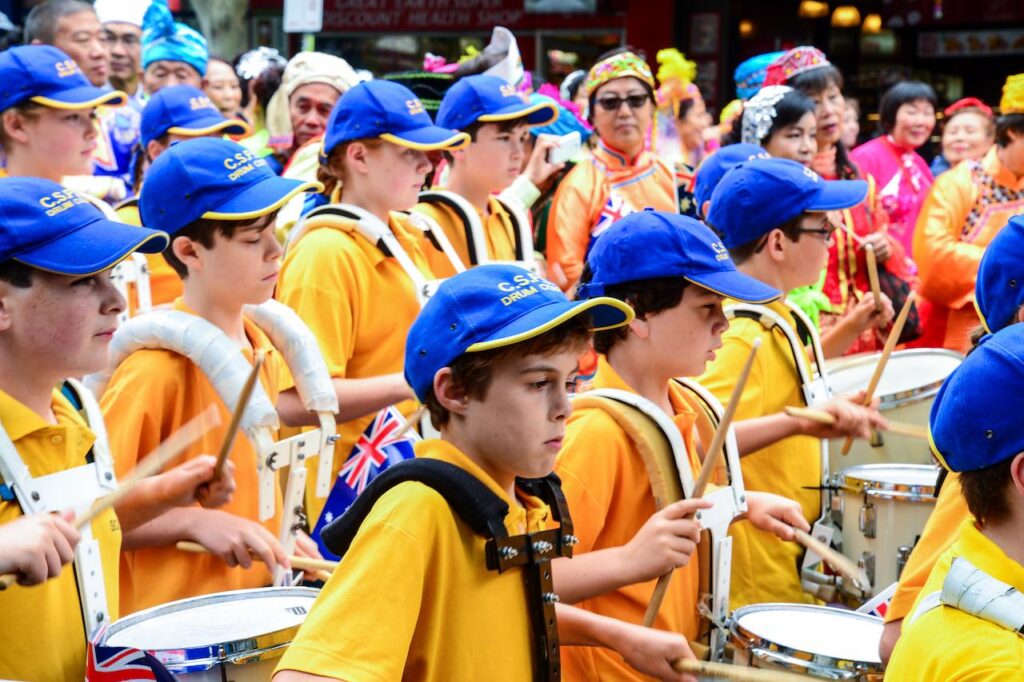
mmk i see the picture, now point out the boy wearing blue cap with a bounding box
[275,264,702,682]
[885,323,1024,680]
[0,177,237,681]
[698,157,885,608]
[414,73,562,276]
[98,137,323,615]
[554,211,872,680]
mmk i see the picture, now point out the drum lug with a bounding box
[830,490,844,526]
[858,552,875,590]
[896,545,912,579]
[869,429,884,448]
[859,501,876,538]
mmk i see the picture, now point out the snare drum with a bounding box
[98,587,318,681]
[827,349,961,472]
[837,464,939,600]
[730,603,884,680]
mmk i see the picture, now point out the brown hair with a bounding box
[316,138,384,199]
[720,213,806,265]
[442,118,526,165]
[959,457,1015,525]
[0,260,35,288]
[423,317,591,428]
[162,214,277,278]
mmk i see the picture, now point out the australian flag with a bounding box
[87,633,176,681]
[311,406,419,560]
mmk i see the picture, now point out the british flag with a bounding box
[86,636,175,682]
[311,406,418,560]
[592,191,635,240]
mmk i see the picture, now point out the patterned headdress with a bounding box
[141,0,208,76]
[763,46,830,87]
[585,51,655,97]
[1000,74,1024,115]
[741,85,792,145]
[734,51,784,100]
[655,48,699,113]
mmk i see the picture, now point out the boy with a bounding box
[556,210,873,679]
[0,177,233,681]
[885,323,1024,679]
[415,73,562,276]
[99,137,321,614]
[698,157,884,608]
[274,264,702,682]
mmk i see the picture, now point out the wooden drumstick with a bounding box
[643,339,761,628]
[784,406,928,440]
[671,656,810,681]
[392,405,426,440]
[0,405,220,590]
[864,243,882,312]
[176,540,337,581]
[214,350,265,479]
[840,291,916,456]
[791,527,870,592]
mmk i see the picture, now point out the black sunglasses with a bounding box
[594,93,651,112]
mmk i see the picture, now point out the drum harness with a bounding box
[89,195,152,323]
[907,556,1024,636]
[84,299,340,585]
[0,378,117,636]
[320,458,576,682]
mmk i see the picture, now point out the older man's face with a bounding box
[104,21,142,91]
[51,10,110,86]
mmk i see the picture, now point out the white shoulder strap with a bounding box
[81,193,152,319]
[418,190,487,266]
[403,207,467,274]
[940,556,1024,634]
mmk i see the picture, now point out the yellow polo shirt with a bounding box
[0,388,121,682]
[100,299,284,614]
[886,472,968,623]
[698,299,820,608]
[885,519,1024,680]
[115,199,183,309]
[276,211,431,523]
[556,356,705,681]
[413,194,519,276]
[275,438,550,681]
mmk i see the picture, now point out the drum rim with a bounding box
[100,586,319,673]
[729,603,884,674]
[828,348,962,409]
[838,463,940,501]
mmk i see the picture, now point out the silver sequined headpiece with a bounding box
[741,85,793,145]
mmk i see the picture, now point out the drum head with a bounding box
[732,603,883,664]
[829,349,961,405]
[103,587,318,651]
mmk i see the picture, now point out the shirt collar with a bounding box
[0,387,83,442]
[594,138,651,172]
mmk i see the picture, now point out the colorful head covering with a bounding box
[734,51,785,100]
[720,98,744,125]
[999,74,1024,115]
[741,85,792,145]
[763,46,830,87]
[265,51,360,148]
[141,0,208,76]
[235,46,287,82]
[944,96,993,119]
[585,50,655,97]
[533,84,592,139]
[95,0,151,27]
[655,48,699,114]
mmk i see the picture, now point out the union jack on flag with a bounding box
[590,192,636,251]
[311,406,418,560]
[87,634,175,682]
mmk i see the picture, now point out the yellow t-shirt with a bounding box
[115,200,183,309]
[0,388,121,682]
[276,210,433,523]
[556,356,705,681]
[886,472,967,623]
[698,298,820,608]
[275,438,551,681]
[100,299,284,614]
[413,194,518,277]
[885,519,1024,680]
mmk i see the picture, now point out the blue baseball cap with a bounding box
[975,215,1024,335]
[436,74,558,132]
[930,324,1024,472]
[0,177,168,276]
[323,80,470,157]
[141,85,251,148]
[405,264,633,401]
[708,158,868,249]
[140,137,322,235]
[577,211,780,304]
[0,45,127,112]
[693,144,770,218]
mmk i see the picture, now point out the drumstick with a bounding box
[214,350,265,478]
[864,243,883,312]
[671,655,811,681]
[784,406,929,440]
[840,291,916,456]
[643,339,761,628]
[392,405,426,440]
[176,540,337,581]
[0,405,220,591]
[791,527,870,592]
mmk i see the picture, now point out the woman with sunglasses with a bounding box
[546,48,676,291]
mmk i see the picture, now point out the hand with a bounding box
[862,232,892,262]
[154,455,236,509]
[621,498,713,583]
[615,622,699,682]
[742,491,810,541]
[524,134,566,187]
[796,394,887,440]
[847,292,895,334]
[291,530,323,560]
[0,511,80,585]
[187,510,289,571]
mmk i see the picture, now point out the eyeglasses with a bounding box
[797,226,836,244]
[594,93,651,112]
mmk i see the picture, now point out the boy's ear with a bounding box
[765,228,788,262]
[433,367,470,416]
[2,110,31,146]
[627,315,650,339]
[0,282,14,333]
[171,235,203,273]
[345,141,372,176]
[146,139,168,162]
[1010,452,1024,499]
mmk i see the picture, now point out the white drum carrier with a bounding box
[86,299,339,584]
[83,194,153,322]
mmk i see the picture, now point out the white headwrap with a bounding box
[741,85,793,146]
[95,0,152,28]
[265,51,360,149]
